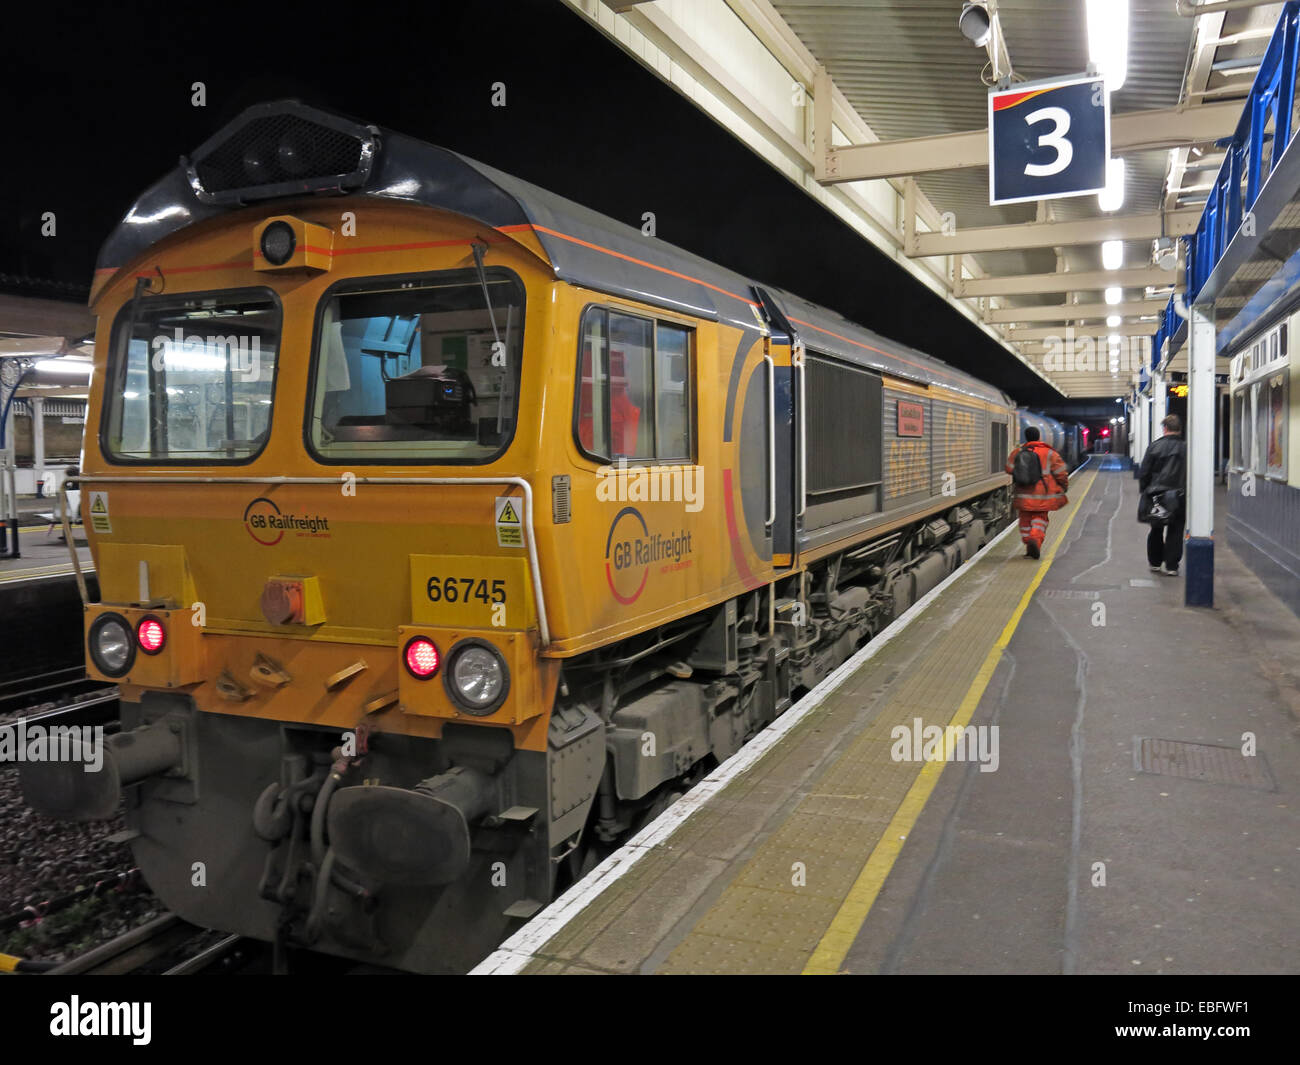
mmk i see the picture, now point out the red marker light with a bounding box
[1102,427,1111,437]
[403,636,441,679]
[137,616,166,654]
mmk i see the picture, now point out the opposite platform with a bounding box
[0,530,91,585]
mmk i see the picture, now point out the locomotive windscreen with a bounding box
[102,292,281,463]
[306,268,524,463]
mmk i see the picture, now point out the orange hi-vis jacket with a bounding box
[1005,441,1070,512]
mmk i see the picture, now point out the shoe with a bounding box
[1160,565,1179,577]
[1149,565,1161,573]
[1026,541,1040,560]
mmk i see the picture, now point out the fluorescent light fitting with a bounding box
[1105,286,1123,305]
[1098,158,1126,212]
[1106,314,1122,327]
[1101,240,1124,270]
[1087,0,1129,93]
[33,359,92,376]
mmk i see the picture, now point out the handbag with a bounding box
[1139,488,1181,526]
[1138,490,1156,524]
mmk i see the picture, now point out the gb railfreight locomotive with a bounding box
[25,102,1021,972]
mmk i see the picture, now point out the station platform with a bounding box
[0,530,91,586]
[475,456,1300,975]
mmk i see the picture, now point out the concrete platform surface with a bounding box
[475,459,1300,975]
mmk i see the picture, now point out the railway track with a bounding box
[0,667,113,717]
[0,666,117,717]
[43,914,200,974]
[22,915,260,975]
[0,681,120,765]
[0,869,142,936]
[3,875,267,976]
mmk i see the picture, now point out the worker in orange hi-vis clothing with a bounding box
[1005,426,1070,560]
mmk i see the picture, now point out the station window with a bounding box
[306,268,524,463]
[1231,390,1246,468]
[575,307,692,463]
[102,289,280,463]
[1266,372,1287,478]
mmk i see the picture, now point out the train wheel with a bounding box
[561,835,606,890]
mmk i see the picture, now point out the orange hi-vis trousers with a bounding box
[1018,508,1049,548]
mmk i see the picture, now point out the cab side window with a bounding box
[576,307,693,462]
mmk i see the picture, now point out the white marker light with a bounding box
[33,359,92,377]
[1087,0,1129,93]
[1101,239,1124,270]
[1098,158,1126,212]
[1105,286,1123,305]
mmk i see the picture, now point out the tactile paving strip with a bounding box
[1134,737,1276,792]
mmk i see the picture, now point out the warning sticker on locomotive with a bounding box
[409,554,534,629]
[896,400,925,437]
[88,491,112,534]
[494,496,523,548]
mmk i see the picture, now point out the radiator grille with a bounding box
[806,356,882,495]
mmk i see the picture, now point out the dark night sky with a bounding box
[2,0,1063,406]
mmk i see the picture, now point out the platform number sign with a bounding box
[989,74,1109,206]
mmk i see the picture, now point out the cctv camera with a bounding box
[960,2,992,47]
[1152,236,1177,271]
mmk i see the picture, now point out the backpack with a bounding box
[1012,445,1043,487]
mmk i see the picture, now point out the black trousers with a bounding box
[1147,510,1186,570]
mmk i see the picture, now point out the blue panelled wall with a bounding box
[1227,474,1300,618]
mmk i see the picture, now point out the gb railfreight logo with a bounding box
[605,506,693,605]
[243,497,331,545]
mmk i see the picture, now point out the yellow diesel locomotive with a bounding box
[25,102,1017,972]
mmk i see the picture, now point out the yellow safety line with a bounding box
[0,564,76,583]
[802,471,1097,974]
[0,952,20,973]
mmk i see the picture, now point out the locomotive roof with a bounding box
[95,101,1010,406]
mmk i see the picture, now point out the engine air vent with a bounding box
[183,101,378,205]
[552,475,571,524]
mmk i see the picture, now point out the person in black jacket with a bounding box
[1138,413,1187,576]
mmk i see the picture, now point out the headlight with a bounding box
[260,220,296,265]
[443,639,509,716]
[89,612,135,678]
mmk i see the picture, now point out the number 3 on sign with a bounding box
[1023,106,1072,177]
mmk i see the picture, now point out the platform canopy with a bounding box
[571,0,1287,398]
